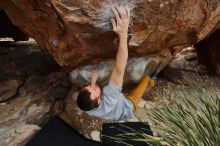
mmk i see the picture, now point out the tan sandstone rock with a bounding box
[0,0,219,71]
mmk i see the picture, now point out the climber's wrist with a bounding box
[119,33,128,40]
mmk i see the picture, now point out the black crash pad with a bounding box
[26,116,105,146]
[101,122,153,146]
[27,116,154,146]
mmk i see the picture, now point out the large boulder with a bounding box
[70,57,159,86]
[0,0,220,70]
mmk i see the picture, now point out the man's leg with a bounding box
[127,76,155,111]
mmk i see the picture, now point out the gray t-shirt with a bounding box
[86,81,133,121]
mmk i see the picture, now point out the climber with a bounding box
[76,6,155,121]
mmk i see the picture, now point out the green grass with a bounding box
[148,87,220,146]
[106,78,220,146]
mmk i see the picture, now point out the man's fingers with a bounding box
[116,6,126,19]
[125,7,130,19]
[111,18,116,31]
[111,6,130,35]
[112,7,120,22]
[121,6,127,18]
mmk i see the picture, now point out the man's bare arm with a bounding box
[110,6,130,87]
[91,69,98,87]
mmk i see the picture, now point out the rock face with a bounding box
[0,42,71,146]
[0,80,23,102]
[70,57,159,87]
[0,0,220,70]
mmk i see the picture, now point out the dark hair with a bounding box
[77,88,99,111]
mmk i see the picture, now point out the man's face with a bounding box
[85,84,101,103]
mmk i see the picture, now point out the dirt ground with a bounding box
[134,72,220,120]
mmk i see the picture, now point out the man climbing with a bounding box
[77,6,155,121]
